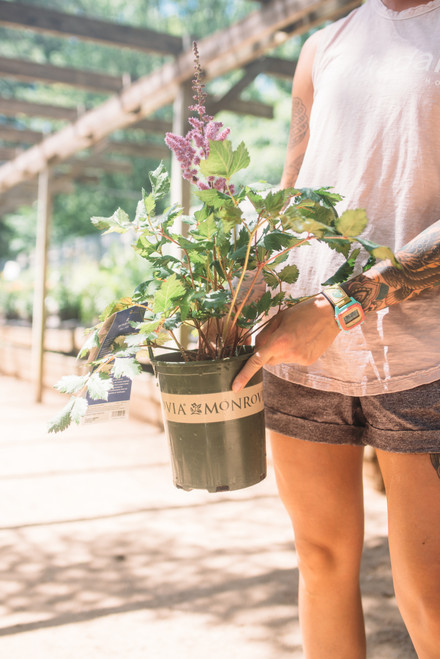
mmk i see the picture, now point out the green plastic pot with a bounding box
[152,348,266,492]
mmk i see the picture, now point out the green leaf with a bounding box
[263,269,280,289]
[195,188,230,209]
[335,209,368,237]
[260,230,295,251]
[199,140,250,179]
[357,238,399,266]
[197,213,217,239]
[322,248,361,286]
[54,374,88,395]
[219,205,243,232]
[48,398,75,433]
[77,329,100,359]
[262,189,286,215]
[278,264,299,284]
[70,397,89,424]
[152,274,186,313]
[148,161,170,199]
[91,208,131,234]
[87,372,113,401]
[143,193,156,216]
[112,357,142,380]
[257,290,272,314]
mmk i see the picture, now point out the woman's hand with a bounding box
[232,294,340,391]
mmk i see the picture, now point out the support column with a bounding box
[170,81,192,214]
[170,81,192,350]
[32,167,52,403]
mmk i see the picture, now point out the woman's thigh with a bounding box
[376,449,440,592]
[269,431,365,568]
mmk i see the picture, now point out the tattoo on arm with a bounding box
[282,97,309,188]
[289,97,309,149]
[344,219,440,313]
[283,153,305,187]
[430,453,440,479]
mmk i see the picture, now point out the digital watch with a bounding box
[321,284,365,332]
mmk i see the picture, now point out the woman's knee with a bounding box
[293,530,364,591]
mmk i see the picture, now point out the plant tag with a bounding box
[83,306,145,425]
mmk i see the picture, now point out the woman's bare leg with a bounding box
[269,431,366,659]
[376,450,440,658]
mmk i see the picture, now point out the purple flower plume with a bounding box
[165,41,234,194]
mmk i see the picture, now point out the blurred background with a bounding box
[0,0,359,394]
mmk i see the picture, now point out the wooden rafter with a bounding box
[0,0,183,56]
[0,56,124,93]
[0,98,79,121]
[0,0,361,196]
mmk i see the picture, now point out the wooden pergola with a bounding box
[0,0,360,401]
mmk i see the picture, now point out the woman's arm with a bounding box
[281,31,321,188]
[343,219,440,311]
[232,221,440,391]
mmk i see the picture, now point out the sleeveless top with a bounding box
[267,0,440,395]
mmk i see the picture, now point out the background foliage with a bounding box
[0,0,315,323]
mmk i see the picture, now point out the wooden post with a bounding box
[170,81,192,214]
[171,81,192,350]
[32,167,52,402]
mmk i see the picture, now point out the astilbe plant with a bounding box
[48,42,397,432]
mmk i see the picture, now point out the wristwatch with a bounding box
[321,284,365,331]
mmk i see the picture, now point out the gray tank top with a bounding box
[267,0,440,395]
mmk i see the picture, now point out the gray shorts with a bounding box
[263,370,440,454]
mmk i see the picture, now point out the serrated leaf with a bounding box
[148,161,170,199]
[263,269,279,289]
[195,188,230,209]
[112,357,142,380]
[196,213,217,239]
[77,329,100,358]
[91,208,131,234]
[322,248,361,286]
[260,230,295,251]
[278,264,299,284]
[199,140,250,179]
[54,374,88,395]
[87,372,113,401]
[262,189,287,215]
[257,290,272,314]
[152,274,186,313]
[143,193,156,215]
[48,398,75,433]
[335,209,368,237]
[357,238,399,266]
[71,397,89,424]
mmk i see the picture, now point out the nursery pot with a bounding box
[152,348,266,493]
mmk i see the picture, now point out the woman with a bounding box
[233,1,440,656]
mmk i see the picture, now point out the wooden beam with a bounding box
[100,140,170,160]
[208,60,265,116]
[0,146,24,160]
[0,97,78,121]
[0,126,44,144]
[0,0,183,56]
[207,96,273,119]
[0,98,172,135]
[0,0,361,194]
[0,56,123,93]
[263,56,297,79]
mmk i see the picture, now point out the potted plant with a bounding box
[49,43,396,492]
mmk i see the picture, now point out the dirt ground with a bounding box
[0,374,417,658]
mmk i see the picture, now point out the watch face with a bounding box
[337,302,364,330]
[343,308,361,326]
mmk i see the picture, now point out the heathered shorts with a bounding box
[263,370,440,454]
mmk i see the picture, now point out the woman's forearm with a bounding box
[343,219,440,313]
